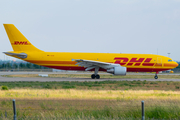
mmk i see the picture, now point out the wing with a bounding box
[72,59,120,71]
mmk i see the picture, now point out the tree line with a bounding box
[0,61,50,70]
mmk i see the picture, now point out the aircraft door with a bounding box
[157,57,162,66]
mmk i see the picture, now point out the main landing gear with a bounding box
[91,67,100,79]
[154,72,158,79]
[91,74,100,79]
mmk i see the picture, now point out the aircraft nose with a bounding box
[175,62,179,67]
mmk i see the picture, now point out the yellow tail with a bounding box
[3,24,43,52]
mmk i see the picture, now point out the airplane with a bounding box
[3,24,178,79]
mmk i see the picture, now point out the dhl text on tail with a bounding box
[3,24,178,79]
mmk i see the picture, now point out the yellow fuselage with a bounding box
[15,51,177,72]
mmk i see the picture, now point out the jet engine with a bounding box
[107,66,126,75]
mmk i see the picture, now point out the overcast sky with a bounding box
[0,0,180,61]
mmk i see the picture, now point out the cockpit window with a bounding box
[168,59,172,62]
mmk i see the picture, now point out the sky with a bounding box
[0,0,180,61]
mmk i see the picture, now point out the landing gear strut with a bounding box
[154,72,158,79]
[91,67,100,79]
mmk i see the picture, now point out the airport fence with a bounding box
[1,99,179,120]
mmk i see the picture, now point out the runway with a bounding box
[0,71,180,82]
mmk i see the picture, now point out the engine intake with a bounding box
[107,66,126,75]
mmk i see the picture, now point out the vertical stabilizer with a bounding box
[3,24,43,52]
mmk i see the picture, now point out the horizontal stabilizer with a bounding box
[3,52,27,59]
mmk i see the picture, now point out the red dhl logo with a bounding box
[11,41,31,45]
[114,57,154,66]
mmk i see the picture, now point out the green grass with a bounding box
[1,86,8,90]
[1,99,180,120]
[1,81,180,91]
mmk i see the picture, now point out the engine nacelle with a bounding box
[107,66,126,75]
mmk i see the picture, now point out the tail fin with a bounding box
[3,24,43,52]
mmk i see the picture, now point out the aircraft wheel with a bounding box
[91,74,96,79]
[154,75,158,79]
[96,74,100,79]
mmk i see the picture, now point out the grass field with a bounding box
[1,89,180,99]
[1,89,180,119]
[1,76,180,119]
[1,80,180,91]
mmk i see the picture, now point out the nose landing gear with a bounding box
[154,72,159,79]
[154,74,158,79]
